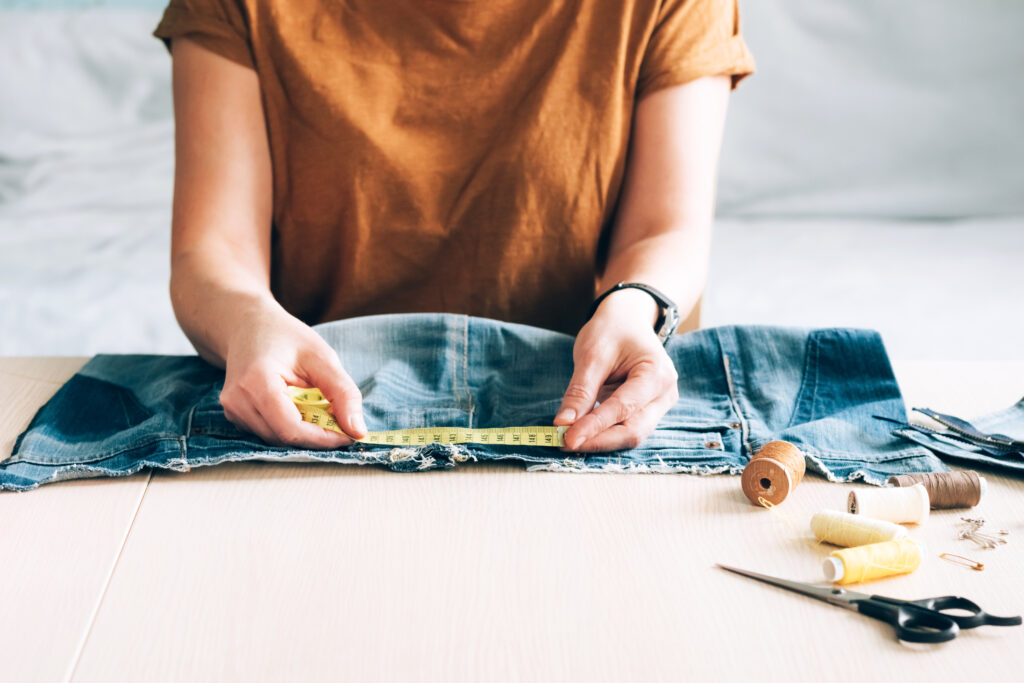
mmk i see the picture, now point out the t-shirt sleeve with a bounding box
[152,0,254,69]
[637,0,755,99]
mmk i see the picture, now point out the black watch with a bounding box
[586,282,680,345]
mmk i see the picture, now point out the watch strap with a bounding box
[586,282,680,344]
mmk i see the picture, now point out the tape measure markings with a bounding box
[289,386,566,448]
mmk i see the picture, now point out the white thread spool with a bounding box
[810,510,908,547]
[848,483,930,525]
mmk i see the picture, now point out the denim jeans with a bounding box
[2,314,948,491]
[889,404,1024,474]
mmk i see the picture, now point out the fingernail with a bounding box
[566,434,582,450]
[349,414,367,436]
[555,408,576,424]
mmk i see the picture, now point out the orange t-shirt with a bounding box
[154,0,754,335]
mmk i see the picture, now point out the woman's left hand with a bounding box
[555,289,679,452]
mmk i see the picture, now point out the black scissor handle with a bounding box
[857,597,959,643]
[907,595,1023,629]
[868,594,1023,636]
[906,596,986,628]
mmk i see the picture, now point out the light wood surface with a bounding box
[1,357,1022,682]
[0,358,151,683]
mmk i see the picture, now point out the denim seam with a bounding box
[462,315,475,427]
[720,353,752,460]
[787,332,820,429]
[450,321,459,411]
[179,403,196,470]
[4,436,183,467]
[772,441,937,463]
[896,429,998,455]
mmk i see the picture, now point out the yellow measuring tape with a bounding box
[288,387,566,448]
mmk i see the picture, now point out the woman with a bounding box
[154,0,754,453]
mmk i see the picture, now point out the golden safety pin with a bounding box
[939,552,984,571]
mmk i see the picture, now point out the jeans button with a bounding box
[730,422,741,429]
[705,440,721,449]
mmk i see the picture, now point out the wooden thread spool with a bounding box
[741,440,806,507]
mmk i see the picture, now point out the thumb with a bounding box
[300,350,367,439]
[555,359,609,426]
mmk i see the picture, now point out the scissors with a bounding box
[717,563,1021,643]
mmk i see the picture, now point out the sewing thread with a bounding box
[741,441,806,506]
[847,483,930,525]
[887,471,986,509]
[810,510,908,547]
[824,538,924,585]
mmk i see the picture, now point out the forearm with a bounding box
[170,249,280,367]
[593,76,729,327]
[597,222,711,324]
[167,38,279,367]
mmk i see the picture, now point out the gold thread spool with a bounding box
[886,471,986,509]
[741,440,806,506]
[824,538,924,585]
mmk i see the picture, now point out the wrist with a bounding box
[587,281,681,345]
[172,265,280,365]
[591,287,660,328]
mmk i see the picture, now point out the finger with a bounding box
[563,360,665,450]
[555,354,613,427]
[567,389,677,453]
[262,401,354,449]
[299,348,367,439]
[247,377,354,449]
[223,400,278,444]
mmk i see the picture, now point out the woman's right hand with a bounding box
[218,299,367,449]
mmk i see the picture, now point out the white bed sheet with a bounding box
[704,216,1024,361]
[0,10,189,355]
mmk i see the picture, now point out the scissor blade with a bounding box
[716,563,864,610]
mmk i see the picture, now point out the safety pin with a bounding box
[939,553,984,571]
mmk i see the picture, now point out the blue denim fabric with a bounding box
[2,314,947,491]
[891,402,1024,474]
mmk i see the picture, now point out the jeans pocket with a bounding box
[641,425,732,451]
[187,385,267,444]
[10,374,172,465]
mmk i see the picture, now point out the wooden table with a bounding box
[2,358,1023,682]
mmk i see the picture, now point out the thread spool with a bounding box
[824,538,925,585]
[848,483,930,525]
[887,471,986,509]
[741,441,806,506]
[810,510,908,547]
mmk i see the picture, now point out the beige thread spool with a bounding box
[811,510,908,547]
[741,440,806,507]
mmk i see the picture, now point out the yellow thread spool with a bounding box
[810,510,908,547]
[824,538,924,584]
[741,441,806,506]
